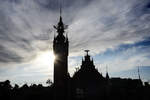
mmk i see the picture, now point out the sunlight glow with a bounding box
[38,51,55,64]
[35,51,55,72]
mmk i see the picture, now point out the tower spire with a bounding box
[53,0,68,35]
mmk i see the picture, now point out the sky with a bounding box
[0,0,150,85]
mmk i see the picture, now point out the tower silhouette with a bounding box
[53,10,69,100]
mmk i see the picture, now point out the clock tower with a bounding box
[53,15,69,100]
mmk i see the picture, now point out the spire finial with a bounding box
[59,3,62,23]
[59,0,62,17]
[60,2,62,17]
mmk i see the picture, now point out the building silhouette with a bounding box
[0,3,149,100]
[0,9,149,100]
[52,13,144,100]
[52,14,106,100]
[71,50,106,100]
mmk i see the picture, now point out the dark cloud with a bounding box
[35,0,93,10]
[0,0,150,65]
[146,2,150,8]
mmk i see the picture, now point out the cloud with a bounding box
[0,0,150,64]
[0,0,54,64]
[95,43,150,74]
[68,0,150,56]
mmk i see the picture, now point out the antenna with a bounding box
[106,65,110,79]
[138,66,141,80]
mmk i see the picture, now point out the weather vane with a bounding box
[84,50,90,55]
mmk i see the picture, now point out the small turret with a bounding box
[81,50,95,69]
